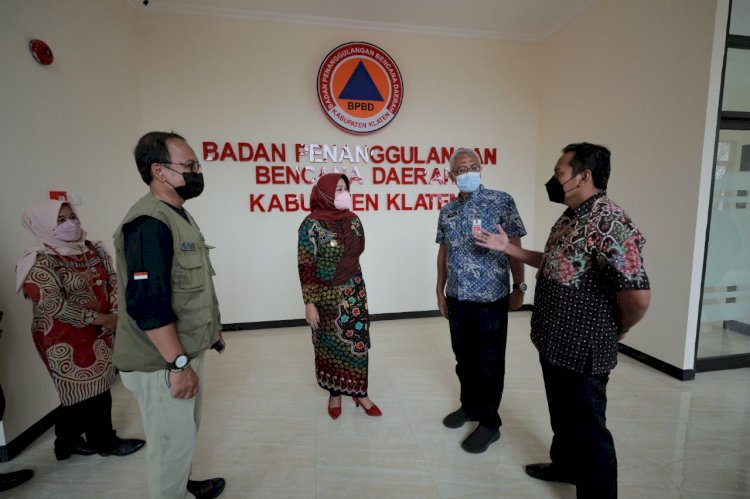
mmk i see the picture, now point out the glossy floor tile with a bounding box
[696,321,750,357]
[1,313,749,498]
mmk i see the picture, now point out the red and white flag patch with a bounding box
[133,272,149,281]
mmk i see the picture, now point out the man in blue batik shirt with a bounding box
[436,147,526,454]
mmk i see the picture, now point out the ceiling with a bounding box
[128,0,597,41]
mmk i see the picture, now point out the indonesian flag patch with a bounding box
[133,271,149,281]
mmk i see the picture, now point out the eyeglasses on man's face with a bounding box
[452,163,481,175]
[160,160,202,173]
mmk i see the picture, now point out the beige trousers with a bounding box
[121,353,204,499]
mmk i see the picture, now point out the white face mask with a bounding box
[455,171,481,193]
[53,219,82,241]
[334,191,352,210]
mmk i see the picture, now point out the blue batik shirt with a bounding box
[436,185,526,302]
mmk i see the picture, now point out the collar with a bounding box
[564,191,606,219]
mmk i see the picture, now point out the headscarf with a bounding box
[15,200,89,293]
[306,173,357,222]
[305,173,364,285]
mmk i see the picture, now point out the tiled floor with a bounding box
[1,313,749,498]
[697,321,750,357]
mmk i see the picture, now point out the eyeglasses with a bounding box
[453,164,481,175]
[160,161,202,173]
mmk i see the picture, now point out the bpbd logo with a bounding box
[317,42,403,134]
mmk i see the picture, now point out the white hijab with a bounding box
[15,200,89,293]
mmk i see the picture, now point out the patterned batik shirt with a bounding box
[531,192,650,374]
[436,185,526,303]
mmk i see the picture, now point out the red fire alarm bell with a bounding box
[30,39,54,66]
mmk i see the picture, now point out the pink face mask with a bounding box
[334,191,352,211]
[53,219,82,242]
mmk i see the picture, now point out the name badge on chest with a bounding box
[472,219,482,236]
[180,241,197,251]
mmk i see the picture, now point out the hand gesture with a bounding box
[474,224,510,252]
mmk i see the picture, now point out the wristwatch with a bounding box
[512,282,528,293]
[169,354,189,372]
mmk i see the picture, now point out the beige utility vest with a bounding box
[113,193,221,372]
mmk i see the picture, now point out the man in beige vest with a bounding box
[114,131,225,499]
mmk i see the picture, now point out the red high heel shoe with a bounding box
[352,396,382,417]
[328,396,341,420]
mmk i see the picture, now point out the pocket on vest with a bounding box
[173,252,204,292]
[175,306,212,344]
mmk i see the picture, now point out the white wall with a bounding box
[536,0,724,371]
[134,12,541,323]
[0,0,141,442]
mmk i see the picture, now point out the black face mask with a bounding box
[173,172,205,200]
[545,175,578,204]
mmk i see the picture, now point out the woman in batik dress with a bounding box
[297,174,381,419]
[16,200,144,460]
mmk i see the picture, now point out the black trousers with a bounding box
[446,296,509,429]
[541,357,617,499]
[55,390,117,453]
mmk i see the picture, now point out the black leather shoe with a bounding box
[0,469,33,492]
[99,438,145,457]
[461,425,500,453]
[442,407,476,429]
[73,442,97,456]
[55,442,96,461]
[187,477,226,499]
[524,463,577,484]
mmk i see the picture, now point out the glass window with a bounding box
[729,0,750,37]
[721,48,750,112]
[697,128,750,358]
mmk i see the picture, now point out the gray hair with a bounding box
[449,148,481,171]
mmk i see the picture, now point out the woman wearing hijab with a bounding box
[297,174,381,420]
[16,200,144,460]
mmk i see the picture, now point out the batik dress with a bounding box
[297,216,370,396]
[22,242,117,406]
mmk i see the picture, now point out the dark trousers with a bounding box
[55,390,116,453]
[541,357,617,499]
[446,296,509,429]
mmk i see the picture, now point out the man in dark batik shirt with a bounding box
[475,143,650,499]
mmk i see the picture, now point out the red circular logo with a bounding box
[317,42,403,134]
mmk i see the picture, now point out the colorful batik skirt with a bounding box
[312,273,370,396]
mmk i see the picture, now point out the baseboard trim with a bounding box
[0,407,58,462]
[723,320,750,336]
[695,352,750,372]
[618,343,695,381]
[222,306,534,332]
[222,310,441,331]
